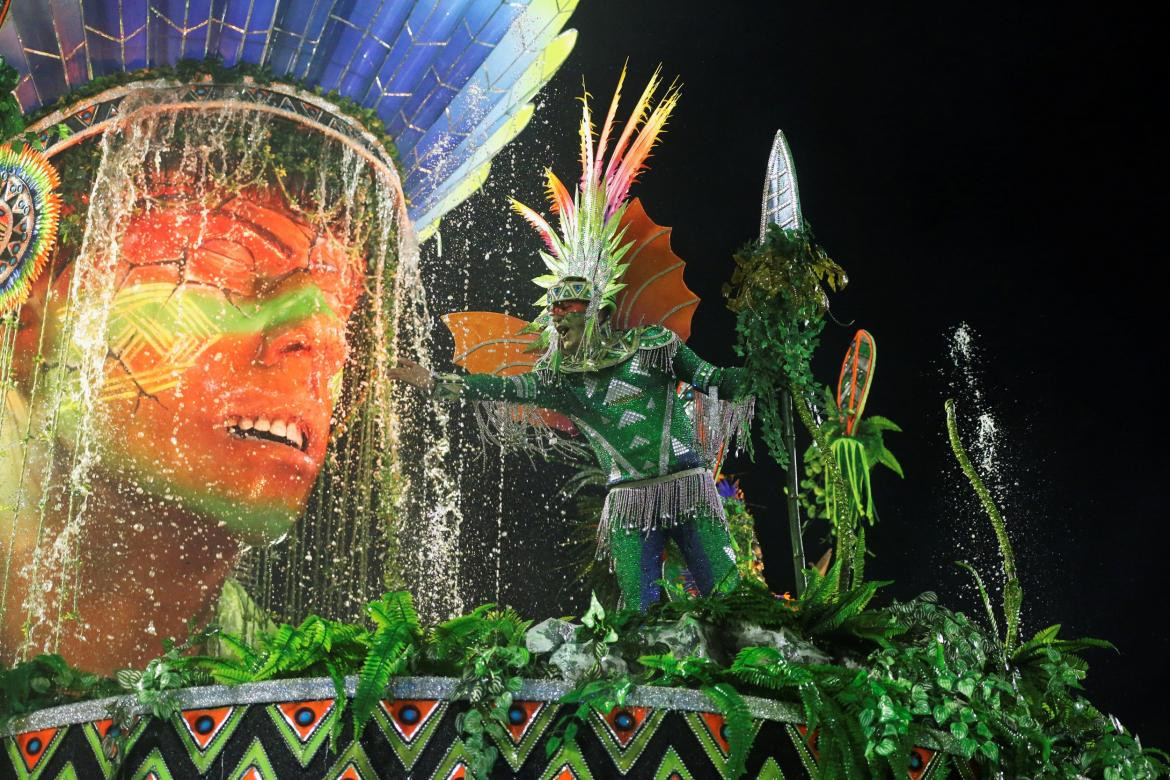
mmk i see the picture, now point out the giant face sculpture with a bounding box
[16,189,366,543]
[0,99,403,671]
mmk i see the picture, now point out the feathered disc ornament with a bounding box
[0,145,62,314]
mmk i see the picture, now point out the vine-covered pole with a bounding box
[760,130,808,594]
[780,390,807,593]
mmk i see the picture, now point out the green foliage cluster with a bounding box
[801,387,904,528]
[1,56,25,140]
[544,571,1167,778]
[722,485,768,585]
[427,604,532,778]
[723,223,844,469]
[1,55,73,156]
[0,654,118,729]
[157,594,530,778]
[2,574,1166,779]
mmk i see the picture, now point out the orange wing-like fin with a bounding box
[441,311,576,434]
[611,198,699,341]
[442,311,540,376]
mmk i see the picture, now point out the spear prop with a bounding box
[760,130,808,594]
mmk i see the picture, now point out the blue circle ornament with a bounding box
[0,144,60,314]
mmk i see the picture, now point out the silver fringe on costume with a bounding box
[471,400,587,462]
[691,387,756,465]
[637,339,680,373]
[595,467,727,560]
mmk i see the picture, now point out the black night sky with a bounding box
[433,0,1169,750]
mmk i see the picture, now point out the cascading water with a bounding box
[0,85,471,668]
[385,213,467,622]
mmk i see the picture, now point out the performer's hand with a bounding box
[387,357,435,392]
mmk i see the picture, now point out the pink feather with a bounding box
[606,84,679,216]
[603,67,663,185]
[511,199,559,255]
[510,67,680,259]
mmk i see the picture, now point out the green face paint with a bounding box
[37,270,356,544]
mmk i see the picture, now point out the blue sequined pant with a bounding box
[609,508,739,611]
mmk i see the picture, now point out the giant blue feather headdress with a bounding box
[0,0,578,241]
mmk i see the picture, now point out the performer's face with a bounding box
[15,193,366,543]
[551,300,588,353]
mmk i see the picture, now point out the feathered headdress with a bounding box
[511,66,680,363]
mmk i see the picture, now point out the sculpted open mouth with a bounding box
[222,415,310,452]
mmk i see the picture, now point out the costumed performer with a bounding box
[392,68,755,612]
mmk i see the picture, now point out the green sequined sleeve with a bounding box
[671,342,750,400]
[459,373,561,406]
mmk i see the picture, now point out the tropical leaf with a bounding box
[702,682,753,779]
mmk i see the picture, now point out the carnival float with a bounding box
[0,1,1165,778]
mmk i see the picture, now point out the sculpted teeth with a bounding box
[222,416,307,451]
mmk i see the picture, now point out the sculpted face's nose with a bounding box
[254,283,347,369]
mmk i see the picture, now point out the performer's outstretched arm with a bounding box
[671,342,750,400]
[455,372,561,406]
[388,357,562,406]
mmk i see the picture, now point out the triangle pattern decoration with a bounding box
[430,739,476,780]
[618,410,647,429]
[538,742,595,780]
[129,747,175,780]
[684,709,763,778]
[83,716,148,777]
[653,746,696,780]
[590,705,666,774]
[49,763,78,780]
[787,724,819,777]
[494,699,559,771]
[324,738,379,780]
[605,379,643,406]
[173,705,247,773]
[373,699,448,771]
[268,699,337,767]
[754,757,786,780]
[228,738,278,780]
[6,726,63,778]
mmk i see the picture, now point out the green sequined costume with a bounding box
[453,324,753,611]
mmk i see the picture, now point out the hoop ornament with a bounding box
[0,145,61,313]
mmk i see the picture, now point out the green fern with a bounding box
[702,682,753,779]
[352,592,422,737]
